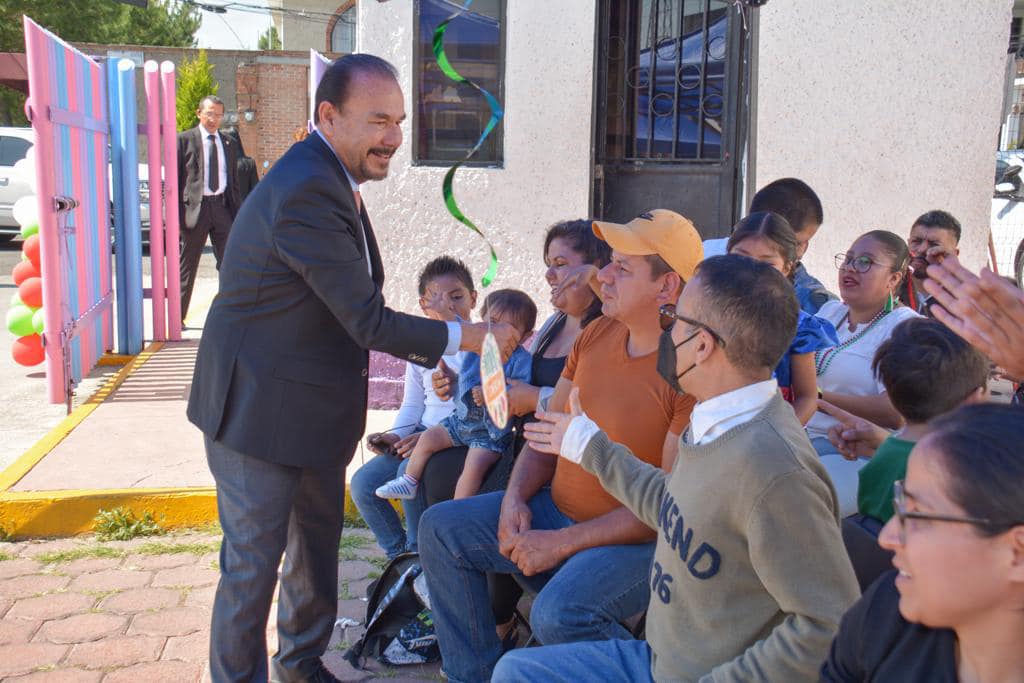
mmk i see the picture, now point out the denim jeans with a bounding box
[812,436,866,518]
[492,639,654,683]
[349,453,427,558]
[418,489,655,683]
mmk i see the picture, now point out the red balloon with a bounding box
[18,276,42,309]
[22,234,40,271]
[12,259,40,286]
[12,334,44,367]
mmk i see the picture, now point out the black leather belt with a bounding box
[203,193,226,204]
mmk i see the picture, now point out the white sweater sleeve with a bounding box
[391,362,426,439]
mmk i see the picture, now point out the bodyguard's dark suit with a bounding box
[177,126,241,321]
[188,133,448,682]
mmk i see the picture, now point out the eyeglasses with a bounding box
[658,304,726,347]
[890,480,1021,545]
[834,253,891,273]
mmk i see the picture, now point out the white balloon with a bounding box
[12,195,38,228]
[12,156,36,191]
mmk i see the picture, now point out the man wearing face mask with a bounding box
[517,255,859,683]
[417,210,699,683]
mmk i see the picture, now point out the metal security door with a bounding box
[593,0,750,238]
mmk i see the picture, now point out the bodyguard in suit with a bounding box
[187,55,517,683]
[177,95,242,323]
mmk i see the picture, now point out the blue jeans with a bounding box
[349,452,427,558]
[492,639,654,683]
[418,489,655,683]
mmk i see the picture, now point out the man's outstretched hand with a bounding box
[924,255,1024,381]
[459,321,519,362]
[523,388,584,457]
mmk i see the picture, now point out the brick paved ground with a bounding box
[0,528,440,682]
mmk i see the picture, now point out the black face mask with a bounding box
[657,327,698,394]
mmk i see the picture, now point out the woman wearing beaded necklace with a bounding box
[806,230,921,516]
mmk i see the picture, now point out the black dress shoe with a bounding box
[307,661,341,683]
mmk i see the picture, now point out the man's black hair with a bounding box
[749,178,824,233]
[314,54,398,124]
[692,255,799,373]
[198,95,225,111]
[912,210,962,243]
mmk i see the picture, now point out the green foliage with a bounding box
[176,48,219,132]
[0,0,200,126]
[93,507,164,542]
[36,545,125,563]
[0,551,13,561]
[338,533,372,560]
[258,25,281,51]
[134,540,221,556]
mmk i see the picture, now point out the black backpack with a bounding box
[342,552,440,668]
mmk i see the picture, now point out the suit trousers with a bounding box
[205,435,346,683]
[180,196,233,322]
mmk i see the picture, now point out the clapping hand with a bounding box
[923,255,1024,381]
[471,385,484,407]
[523,388,583,457]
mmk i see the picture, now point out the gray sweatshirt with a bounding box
[580,393,860,682]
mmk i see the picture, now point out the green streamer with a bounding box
[433,0,503,287]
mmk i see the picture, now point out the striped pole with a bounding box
[116,59,144,354]
[161,61,182,340]
[23,17,65,404]
[144,61,166,341]
[107,58,129,353]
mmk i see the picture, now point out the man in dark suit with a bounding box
[177,95,241,323]
[187,55,516,683]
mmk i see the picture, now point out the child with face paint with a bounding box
[727,212,839,424]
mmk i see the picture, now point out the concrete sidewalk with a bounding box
[0,290,433,681]
[0,294,396,538]
[0,528,439,682]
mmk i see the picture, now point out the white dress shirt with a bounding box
[313,128,461,356]
[561,379,779,463]
[201,128,228,196]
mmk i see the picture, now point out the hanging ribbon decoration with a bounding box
[432,0,503,287]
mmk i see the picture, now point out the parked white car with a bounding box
[991,150,1024,285]
[0,126,150,243]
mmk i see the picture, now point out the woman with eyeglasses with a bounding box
[821,403,1024,682]
[806,230,921,516]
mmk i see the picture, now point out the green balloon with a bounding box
[20,222,38,239]
[6,304,35,337]
[32,308,44,334]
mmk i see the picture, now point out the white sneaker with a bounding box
[375,474,419,500]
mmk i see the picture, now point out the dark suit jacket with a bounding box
[187,134,449,468]
[177,126,242,230]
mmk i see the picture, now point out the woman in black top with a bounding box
[821,404,1024,682]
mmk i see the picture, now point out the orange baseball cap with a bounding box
[592,209,703,280]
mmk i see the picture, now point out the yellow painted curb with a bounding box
[96,353,135,366]
[0,488,217,538]
[0,338,380,540]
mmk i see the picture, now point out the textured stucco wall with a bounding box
[360,0,596,320]
[755,0,1012,286]
[274,0,350,53]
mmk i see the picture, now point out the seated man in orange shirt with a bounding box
[418,210,701,683]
